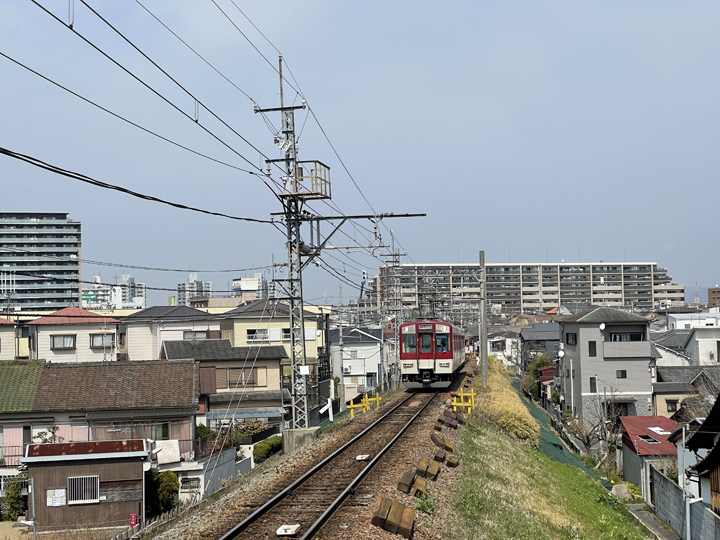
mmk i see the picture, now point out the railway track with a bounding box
[216,391,439,540]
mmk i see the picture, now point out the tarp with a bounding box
[513,380,612,490]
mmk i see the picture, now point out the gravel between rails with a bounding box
[150,390,413,540]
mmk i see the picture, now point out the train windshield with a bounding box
[436,333,449,353]
[402,333,417,353]
[420,333,433,353]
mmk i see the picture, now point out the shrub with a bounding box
[196,423,213,439]
[156,471,179,512]
[551,391,560,404]
[530,382,540,401]
[232,420,268,445]
[5,472,27,521]
[253,436,282,464]
[527,356,552,379]
[415,491,435,514]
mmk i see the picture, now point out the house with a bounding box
[23,440,148,533]
[668,313,720,331]
[519,323,560,370]
[118,306,221,361]
[620,415,679,500]
[219,300,332,424]
[487,328,520,369]
[684,326,720,365]
[685,397,720,511]
[651,366,720,420]
[556,307,656,424]
[0,317,15,361]
[0,360,237,505]
[537,365,557,412]
[160,339,288,427]
[328,327,384,402]
[27,306,119,363]
[649,329,692,366]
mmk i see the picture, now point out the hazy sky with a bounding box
[2,1,719,305]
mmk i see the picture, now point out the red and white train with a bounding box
[399,320,465,389]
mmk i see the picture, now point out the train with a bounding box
[399,320,465,389]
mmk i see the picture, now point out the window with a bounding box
[666,399,678,413]
[588,341,596,357]
[566,333,577,345]
[420,334,433,353]
[609,333,644,342]
[216,367,267,389]
[67,475,99,505]
[246,329,268,342]
[180,477,201,491]
[151,422,170,441]
[436,333,449,353]
[51,335,76,350]
[90,334,114,349]
[616,370,627,379]
[282,328,291,340]
[590,377,597,393]
[637,435,659,444]
[183,331,207,340]
[402,333,416,353]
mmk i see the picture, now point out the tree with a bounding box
[33,424,65,443]
[5,472,28,520]
[156,471,179,512]
[527,355,552,379]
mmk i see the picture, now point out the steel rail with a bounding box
[217,392,424,540]
[299,392,439,540]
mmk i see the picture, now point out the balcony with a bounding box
[0,445,26,467]
[603,341,651,359]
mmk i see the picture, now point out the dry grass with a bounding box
[476,361,540,448]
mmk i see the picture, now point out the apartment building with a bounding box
[0,212,81,309]
[369,262,684,317]
[177,273,212,307]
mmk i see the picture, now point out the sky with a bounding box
[1,1,719,306]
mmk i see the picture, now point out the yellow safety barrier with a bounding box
[365,394,382,410]
[452,388,475,415]
[347,398,367,418]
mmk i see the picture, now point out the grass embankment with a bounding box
[450,362,648,540]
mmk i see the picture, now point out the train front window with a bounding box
[420,333,433,353]
[436,333,449,353]
[402,333,416,353]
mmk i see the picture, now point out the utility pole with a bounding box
[256,56,425,432]
[479,251,487,389]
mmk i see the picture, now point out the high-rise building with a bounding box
[231,273,268,302]
[117,273,146,308]
[368,261,685,321]
[0,212,81,309]
[177,273,212,307]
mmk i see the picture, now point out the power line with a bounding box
[0,146,274,224]
[30,0,280,196]
[0,246,272,274]
[0,50,258,176]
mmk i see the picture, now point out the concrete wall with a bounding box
[652,465,720,540]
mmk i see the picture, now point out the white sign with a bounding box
[46,488,66,507]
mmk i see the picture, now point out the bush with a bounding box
[196,423,213,439]
[527,356,552,379]
[551,391,560,404]
[253,436,282,464]
[145,470,179,516]
[415,491,435,514]
[5,472,27,521]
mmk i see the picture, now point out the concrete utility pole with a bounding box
[479,251,487,389]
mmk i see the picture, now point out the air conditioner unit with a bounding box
[343,366,351,374]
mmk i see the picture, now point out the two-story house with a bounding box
[27,306,119,363]
[118,305,221,361]
[160,339,288,427]
[219,300,332,424]
[557,307,656,424]
[685,326,720,365]
[328,327,384,402]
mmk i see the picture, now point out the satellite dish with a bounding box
[599,323,606,331]
[558,350,565,358]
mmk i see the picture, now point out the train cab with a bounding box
[399,320,464,389]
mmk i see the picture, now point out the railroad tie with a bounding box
[416,457,430,477]
[413,476,427,498]
[447,455,461,468]
[442,437,454,453]
[430,432,445,449]
[385,500,406,534]
[398,506,416,539]
[434,449,447,463]
[397,470,416,493]
[433,421,443,431]
[371,496,393,527]
[426,460,441,480]
[449,419,458,429]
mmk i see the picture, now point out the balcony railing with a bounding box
[0,445,26,467]
[603,341,651,358]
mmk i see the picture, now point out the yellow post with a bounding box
[347,399,366,418]
[366,394,381,410]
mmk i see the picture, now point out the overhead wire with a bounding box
[0,51,258,176]
[0,146,275,224]
[29,0,281,196]
[0,246,272,274]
